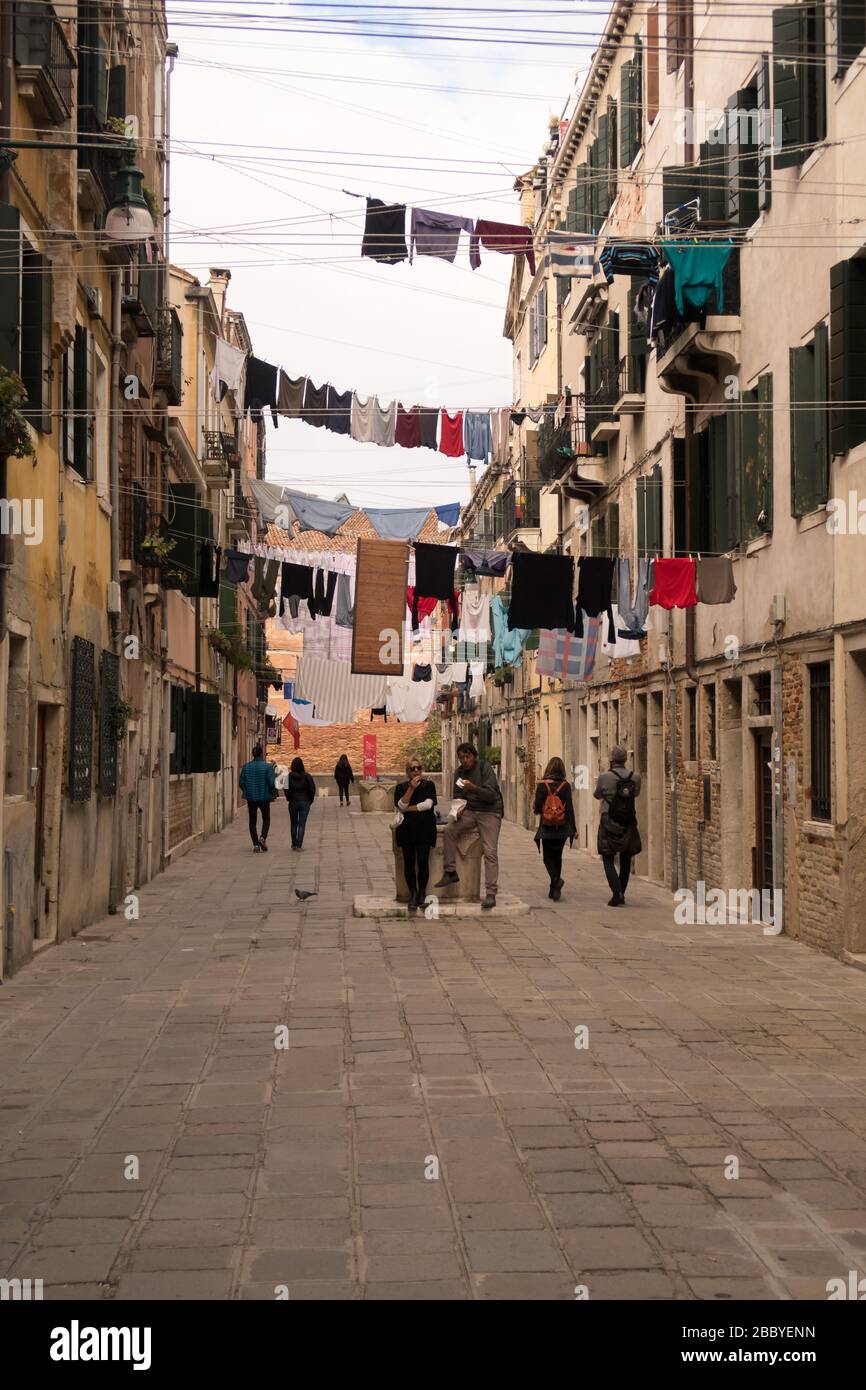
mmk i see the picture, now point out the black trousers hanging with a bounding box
[402,843,431,902]
[602,853,632,898]
[310,569,337,619]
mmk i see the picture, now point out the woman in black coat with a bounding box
[285,756,317,850]
[394,757,438,915]
[334,753,354,805]
[533,756,576,901]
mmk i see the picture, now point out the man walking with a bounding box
[239,743,276,852]
[593,745,642,906]
[436,742,503,909]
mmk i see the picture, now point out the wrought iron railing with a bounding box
[13,2,74,120]
[155,307,183,406]
[617,354,646,397]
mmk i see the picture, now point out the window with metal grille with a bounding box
[753,671,772,716]
[809,662,831,821]
[686,686,697,760]
[69,636,95,801]
[98,650,119,796]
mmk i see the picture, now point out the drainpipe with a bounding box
[0,1,13,646]
[163,44,177,307]
[108,269,122,912]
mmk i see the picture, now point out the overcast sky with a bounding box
[168,3,600,508]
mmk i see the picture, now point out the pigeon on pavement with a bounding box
[294,889,317,901]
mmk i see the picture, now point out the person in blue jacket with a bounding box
[239,744,276,852]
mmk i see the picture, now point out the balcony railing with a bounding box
[617,354,646,398]
[655,245,741,360]
[13,2,74,123]
[584,373,620,442]
[155,307,183,406]
[120,479,152,568]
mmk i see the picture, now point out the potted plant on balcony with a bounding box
[0,369,35,459]
[208,628,253,670]
[108,697,137,740]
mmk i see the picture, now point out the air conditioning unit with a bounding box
[85,285,101,319]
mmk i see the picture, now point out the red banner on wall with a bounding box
[363,734,377,778]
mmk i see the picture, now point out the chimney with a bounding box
[208,267,231,326]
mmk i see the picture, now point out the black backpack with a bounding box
[608,771,637,826]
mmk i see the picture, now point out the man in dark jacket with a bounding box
[239,744,276,852]
[436,742,503,909]
[593,745,642,907]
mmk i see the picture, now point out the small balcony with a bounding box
[119,479,153,582]
[585,373,620,445]
[227,479,254,542]
[202,432,234,489]
[656,248,742,402]
[155,307,183,406]
[121,246,161,341]
[13,2,74,125]
[614,355,646,414]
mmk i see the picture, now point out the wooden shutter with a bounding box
[20,245,48,429]
[673,436,686,553]
[62,343,75,467]
[663,164,699,218]
[587,138,598,230]
[628,283,648,393]
[647,5,660,120]
[790,334,828,516]
[836,0,866,74]
[107,64,127,122]
[807,5,826,147]
[637,476,648,556]
[73,324,92,479]
[726,88,759,229]
[566,186,578,233]
[706,414,730,553]
[595,114,610,224]
[606,501,620,555]
[830,256,866,456]
[162,481,200,593]
[69,636,95,802]
[648,465,663,552]
[698,141,727,223]
[666,0,684,72]
[573,165,590,234]
[605,310,620,387]
[0,201,21,374]
[773,5,807,168]
[189,692,221,773]
[607,96,618,204]
[813,319,829,497]
[756,53,772,212]
[619,56,635,167]
[741,373,774,540]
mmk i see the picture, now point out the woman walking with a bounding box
[285,756,317,850]
[593,745,642,906]
[334,753,354,806]
[533,757,576,901]
[394,758,438,915]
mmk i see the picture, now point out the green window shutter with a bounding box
[574,165,590,235]
[632,35,643,156]
[0,201,21,374]
[756,53,772,211]
[741,374,774,541]
[705,413,730,553]
[556,272,569,308]
[813,319,829,495]
[606,501,619,555]
[673,435,686,553]
[69,636,95,802]
[162,481,200,594]
[837,0,866,75]
[587,139,599,230]
[757,372,774,531]
[566,186,578,232]
[807,5,826,147]
[189,692,222,774]
[107,64,127,122]
[649,464,663,552]
[596,113,610,223]
[72,325,92,480]
[605,309,620,387]
[219,580,239,633]
[726,88,759,229]
[590,515,601,555]
[830,256,866,456]
[663,164,699,218]
[619,57,634,166]
[139,244,161,326]
[697,140,727,223]
[790,332,828,516]
[21,245,51,432]
[637,477,647,557]
[772,5,825,166]
[607,96,618,205]
[62,343,75,467]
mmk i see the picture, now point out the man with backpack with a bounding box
[533,757,576,901]
[593,745,642,907]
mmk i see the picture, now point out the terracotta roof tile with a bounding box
[264,508,446,553]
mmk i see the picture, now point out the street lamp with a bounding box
[104,164,155,243]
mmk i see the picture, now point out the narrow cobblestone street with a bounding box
[2,799,866,1301]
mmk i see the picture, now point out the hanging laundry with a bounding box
[334,572,354,628]
[309,568,337,620]
[386,672,437,722]
[650,557,698,608]
[282,708,301,750]
[601,604,641,660]
[251,557,280,615]
[361,198,408,264]
[291,697,330,728]
[598,242,661,286]
[469,660,485,700]
[575,556,615,639]
[281,488,355,535]
[616,557,653,639]
[199,543,221,598]
[300,607,333,659]
[296,656,388,723]
[633,279,655,331]
[536,618,601,680]
[329,612,353,662]
[510,409,527,427]
[434,502,461,528]
[352,537,409,675]
[418,406,439,450]
[278,598,313,635]
[223,549,251,585]
[491,595,530,667]
[277,371,307,418]
[409,207,474,264]
[244,357,279,426]
[406,587,439,626]
[280,561,314,615]
[414,542,458,600]
[648,267,678,341]
[301,379,329,429]
[508,552,575,632]
[491,407,511,465]
[395,404,422,449]
[364,505,429,541]
[351,393,397,447]
[438,410,465,458]
[456,590,491,647]
[412,663,433,683]
[664,198,700,235]
[461,548,509,579]
[463,410,492,462]
[525,405,544,423]
[661,240,735,316]
[325,384,353,435]
[211,338,246,402]
[545,230,597,279]
[469,219,536,275]
[696,555,736,604]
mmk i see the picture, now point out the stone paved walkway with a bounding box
[2,798,866,1300]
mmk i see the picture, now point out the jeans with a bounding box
[401,843,431,902]
[337,783,351,804]
[247,800,271,846]
[541,838,564,885]
[602,853,632,898]
[443,807,501,895]
[289,799,311,847]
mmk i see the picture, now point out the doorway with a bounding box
[753,728,774,894]
[33,702,61,944]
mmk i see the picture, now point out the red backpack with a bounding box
[540,780,567,828]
